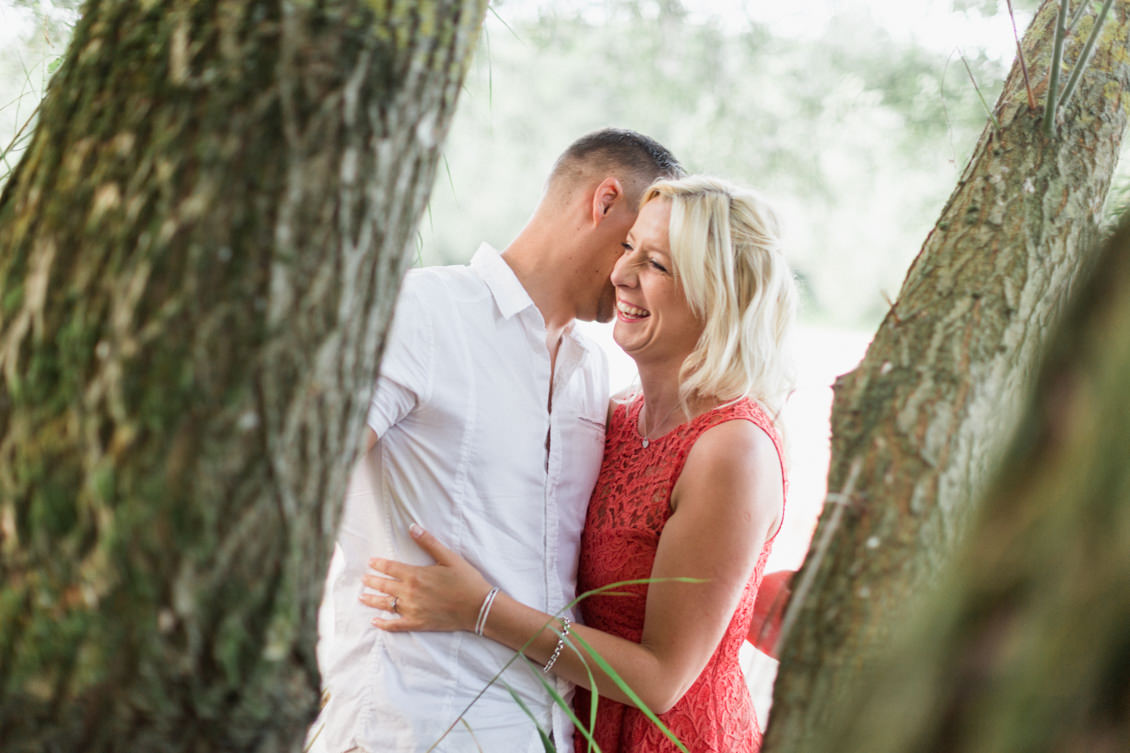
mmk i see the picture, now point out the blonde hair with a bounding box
[642,176,797,413]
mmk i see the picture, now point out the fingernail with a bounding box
[409,523,423,537]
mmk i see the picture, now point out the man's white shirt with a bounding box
[313,244,609,753]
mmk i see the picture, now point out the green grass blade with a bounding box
[574,641,601,753]
[1067,0,1095,33]
[425,576,705,752]
[566,629,690,753]
[458,717,486,753]
[559,576,705,752]
[563,576,706,614]
[959,53,1001,135]
[1044,0,1070,135]
[502,679,556,752]
[488,4,522,41]
[484,24,493,107]
[518,633,605,753]
[442,153,457,196]
[1058,0,1115,111]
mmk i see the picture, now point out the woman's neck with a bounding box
[636,363,712,437]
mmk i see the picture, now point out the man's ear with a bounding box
[591,177,625,226]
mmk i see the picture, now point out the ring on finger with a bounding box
[390,596,399,614]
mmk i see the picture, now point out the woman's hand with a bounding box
[361,524,493,633]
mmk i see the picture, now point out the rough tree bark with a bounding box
[765,2,1130,748]
[0,1,487,750]
[813,216,1130,753]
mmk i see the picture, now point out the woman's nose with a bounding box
[610,252,634,287]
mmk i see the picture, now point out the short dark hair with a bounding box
[549,128,683,205]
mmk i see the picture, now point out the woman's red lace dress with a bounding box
[573,395,786,753]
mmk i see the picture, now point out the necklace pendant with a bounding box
[642,437,650,448]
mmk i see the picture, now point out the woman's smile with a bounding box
[615,298,650,321]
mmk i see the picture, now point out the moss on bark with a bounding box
[0,1,488,750]
[810,216,1130,753]
[766,2,1130,748]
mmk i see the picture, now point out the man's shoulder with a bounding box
[403,261,474,289]
[400,263,487,306]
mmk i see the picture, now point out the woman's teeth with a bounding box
[617,300,649,318]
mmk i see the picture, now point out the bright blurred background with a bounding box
[4,0,1129,726]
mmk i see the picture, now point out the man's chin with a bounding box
[593,298,616,324]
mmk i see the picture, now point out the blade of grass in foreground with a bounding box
[458,717,486,753]
[426,576,703,751]
[520,652,604,753]
[566,638,602,753]
[567,629,690,753]
[503,679,556,752]
[561,578,704,752]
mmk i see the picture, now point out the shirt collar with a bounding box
[469,243,590,353]
[470,243,536,320]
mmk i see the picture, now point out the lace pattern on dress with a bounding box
[573,395,787,753]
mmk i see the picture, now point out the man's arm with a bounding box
[363,278,434,442]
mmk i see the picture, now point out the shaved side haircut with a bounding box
[548,128,684,206]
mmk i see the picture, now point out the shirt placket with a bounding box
[545,335,584,617]
[515,307,555,609]
[547,335,585,748]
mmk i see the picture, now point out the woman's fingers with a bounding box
[358,525,488,633]
[408,523,457,565]
[368,556,409,579]
[364,526,460,584]
[358,591,398,612]
[371,616,413,632]
[361,571,400,593]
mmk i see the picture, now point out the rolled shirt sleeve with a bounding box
[367,275,434,437]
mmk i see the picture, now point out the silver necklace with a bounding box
[639,400,681,448]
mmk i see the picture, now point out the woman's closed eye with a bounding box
[649,257,669,273]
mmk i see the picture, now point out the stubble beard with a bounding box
[594,285,616,323]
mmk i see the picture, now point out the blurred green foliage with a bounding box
[2,0,1126,329]
[422,1,1029,327]
[0,0,78,183]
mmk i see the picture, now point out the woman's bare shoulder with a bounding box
[687,418,780,479]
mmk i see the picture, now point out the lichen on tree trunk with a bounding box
[0,1,488,750]
[811,215,1130,753]
[765,2,1130,749]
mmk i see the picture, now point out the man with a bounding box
[311,129,682,753]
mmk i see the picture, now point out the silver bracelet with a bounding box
[474,587,500,636]
[542,616,572,673]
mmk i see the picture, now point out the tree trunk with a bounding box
[765,2,1130,748]
[0,1,487,750]
[810,215,1130,753]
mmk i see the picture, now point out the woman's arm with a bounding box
[364,419,783,713]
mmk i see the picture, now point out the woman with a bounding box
[362,176,796,752]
